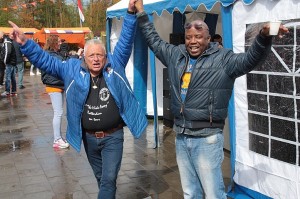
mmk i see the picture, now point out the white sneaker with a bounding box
[53,138,69,149]
[1,91,9,97]
[36,72,41,75]
[30,72,35,76]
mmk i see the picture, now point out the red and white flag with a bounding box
[78,0,85,23]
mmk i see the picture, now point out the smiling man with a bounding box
[134,0,289,198]
[9,0,148,198]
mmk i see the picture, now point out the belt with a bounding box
[85,123,124,139]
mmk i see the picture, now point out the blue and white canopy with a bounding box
[106,0,255,18]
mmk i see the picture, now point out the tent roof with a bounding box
[39,27,91,34]
[107,0,255,18]
[33,27,92,48]
[0,27,39,34]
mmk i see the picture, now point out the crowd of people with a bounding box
[3,0,289,198]
[0,33,84,92]
[0,30,84,149]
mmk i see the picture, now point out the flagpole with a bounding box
[77,0,84,27]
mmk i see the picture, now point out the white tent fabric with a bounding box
[232,0,300,198]
[109,13,170,116]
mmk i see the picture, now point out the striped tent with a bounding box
[0,27,39,38]
[33,27,92,48]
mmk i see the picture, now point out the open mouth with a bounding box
[189,46,199,53]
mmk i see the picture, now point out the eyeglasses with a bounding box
[87,54,106,60]
[184,22,209,31]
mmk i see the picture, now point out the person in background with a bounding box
[9,0,147,198]
[0,31,5,88]
[68,50,79,59]
[59,39,69,60]
[212,33,223,48]
[67,48,83,59]
[30,63,41,76]
[134,0,289,198]
[10,33,25,89]
[1,33,17,97]
[41,35,69,149]
[30,38,41,76]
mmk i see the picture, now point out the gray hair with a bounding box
[84,39,106,56]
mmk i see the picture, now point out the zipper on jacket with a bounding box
[65,79,74,96]
[113,70,133,94]
[178,55,189,128]
[180,104,186,128]
[209,91,213,126]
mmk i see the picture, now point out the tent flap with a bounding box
[106,0,255,18]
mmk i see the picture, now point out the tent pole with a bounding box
[148,14,159,148]
[221,4,235,195]
[106,19,112,53]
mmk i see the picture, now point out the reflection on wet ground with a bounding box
[0,70,231,199]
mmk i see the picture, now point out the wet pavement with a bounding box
[0,69,231,199]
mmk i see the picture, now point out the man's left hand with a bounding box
[261,23,289,38]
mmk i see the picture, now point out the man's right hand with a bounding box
[128,0,137,13]
[8,21,28,46]
[135,0,144,13]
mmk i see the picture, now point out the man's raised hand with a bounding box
[8,21,28,45]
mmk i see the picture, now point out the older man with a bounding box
[134,0,289,198]
[9,0,147,198]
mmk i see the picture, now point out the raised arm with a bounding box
[110,0,137,69]
[8,21,70,80]
[225,23,289,78]
[134,0,178,67]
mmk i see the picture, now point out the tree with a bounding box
[0,0,18,26]
[0,0,121,34]
[85,0,120,37]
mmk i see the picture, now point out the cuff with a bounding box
[127,10,135,15]
[136,11,147,18]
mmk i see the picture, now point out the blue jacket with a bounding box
[21,13,148,152]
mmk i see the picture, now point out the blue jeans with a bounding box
[16,62,24,87]
[49,92,64,141]
[5,65,16,93]
[176,131,226,199]
[83,129,124,199]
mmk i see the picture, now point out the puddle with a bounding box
[53,147,70,156]
[52,193,78,199]
[0,113,28,125]
[0,139,32,153]
[0,129,24,143]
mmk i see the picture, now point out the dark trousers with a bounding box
[83,129,124,199]
[0,66,4,85]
